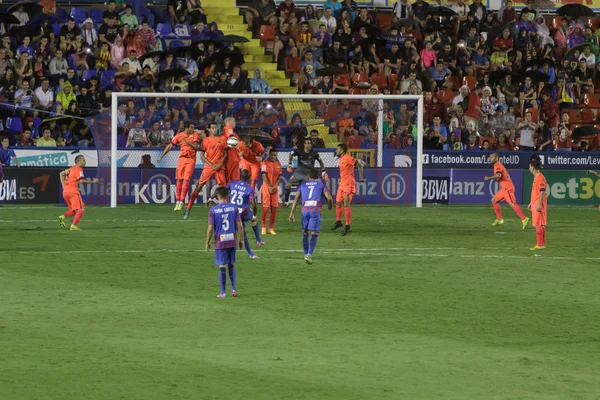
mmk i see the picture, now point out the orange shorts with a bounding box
[64,191,84,211]
[225,161,240,183]
[336,185,356,203]
[494,188,516,204]
[241,160,261,181]
[176,158,195,181]
[261,189,279,208]
[531,209,547,227]
[199,168,226,186]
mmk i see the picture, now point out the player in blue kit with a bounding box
[227,170,265,259]
[288,169,333,264]
[206,187,245,298]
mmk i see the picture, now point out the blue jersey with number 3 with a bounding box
[227,181,254,211]
[299,180,327,213]
[209,202,241,249]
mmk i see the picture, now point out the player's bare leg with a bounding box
[175,179,183,210]
[261,206,269,235]
[228,263,237,296]
[530,225,547,251]
[341,194,352,236]
[184,182,207,219]
[69,209,84,231]
[507,200,529,229]
[268,206,278,234]
[491,197,505,226]
[58,210,76,228]
[218,265,227,298]
[306,229,319,264]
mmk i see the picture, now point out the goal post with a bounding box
[106,92,424,208]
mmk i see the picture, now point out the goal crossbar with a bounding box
[110,93,424,208]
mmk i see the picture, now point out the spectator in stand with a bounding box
[393,0,412,25]
[420,41,436,70]
[57,82,77,110]
[383,42,402,75]
[81,19,98,51]
[423,128,443,150]
[12,5,29,26]
[303,37,323,64]
[121,50,142,75]
[278,0,298,28]
[320,7,337,35]
[308,129,326,148]
[1,137,20,165]
[301,4,317,21]
[17,36,35,58]
[103,1,120,21]
[14,80,34,118]
[325,41,347,68]
[35,78,54,116]
[540,92,559,133]
[314,24,333,48]
[347,128,362,149]
[516,110,537,151]
[249,68,272,94]
[127,119,149,148]
[352,8,371,32]
[411,0,429,30]
[168,0,191,26]
[245,0,278,33]
[323,0,343,16]
[59,18,81,54]
[535,119,553,151]
[20,129,35,147]
[430,115,448,139]
[99,15,120,47]
[296,21,313,56]
[273,22,297,64]
[37,128,57,147]
[427,62,452,91]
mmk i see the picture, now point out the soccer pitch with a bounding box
[1,205,599,399]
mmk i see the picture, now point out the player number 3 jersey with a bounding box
[209,202,241,249]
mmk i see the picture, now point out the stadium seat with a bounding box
[156,23,175,37]
[6,117,22,134]
[260,25,275,41]
[526,108,539,122]
[88,8,103,24]
[169,40,185,49]
[174,24,191,39]
[286,56,300,73]
[70,7,87,24]
[448,76,461,90]
[82,70,98,81]
[55,8,70,22]
[370,73,388,88]
[437,90,454,105]
[352,72,368,87]
[563,108,578,123]
[33,117,42,127]
[101,69,117,88]
[388,73,398,89]
[579,108,595,124]
[462,76,477,91]
[52,23,61,37]
[584,93,600,108]
[375,13,391,30]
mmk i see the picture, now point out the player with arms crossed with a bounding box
[206,187,245,298]
[238,134,265,189]
[222,117,241,184]
[289,169,333,264]
[484,153,529,228]
[261,148,282,235]
[331,144,364,236]
[284,140,327,205]
[157,121,202,211]
[185,123,227,219]
[529,158,547,250]
[227,170,265,259]
[58,155,98,231]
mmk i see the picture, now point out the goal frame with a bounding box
[110,93,424,208]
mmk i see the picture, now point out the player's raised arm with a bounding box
[80,178,99,184]
[157,143,173,163]
[181,137,200,150]
[484,172,501,181]
[289,191,302,222]
[356,158,365,182]
[317,155,328,180]
[59,168,70,188]
[323,188,333,210]
[587,170,600,178]
[287,150,295,173]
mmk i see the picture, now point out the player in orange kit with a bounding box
[157,121,202,211]
[261,148,282,234]
[238,134,265,189]
[331,144,364,236]
[529,158,547,250]
[184,122,227,219]
[222,117,241,184]
[484,153,529,229]
[58,155,98,231]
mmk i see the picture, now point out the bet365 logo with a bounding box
[547,177,600,200]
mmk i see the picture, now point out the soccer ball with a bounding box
[227,136,239,148]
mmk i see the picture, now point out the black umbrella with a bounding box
[199,51,245,70]
[557,4,595,17]
[573,125,600,138]
[316,66,348,77]
[25,14,63,26]
[156,69,190,80]
[357,37,388,48]
[427,6,458,18]
[239,128,272,140]
[0,12,21,25]
[215,34,250,43]
[138,50,165,62]
[489,70,517,86]
[521,69,549,82]
[8,2,43,18]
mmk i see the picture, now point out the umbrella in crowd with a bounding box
[427,7,457,18]
[199,51,245,70]
[489,70,516,86]
[557,4,595,17]
[0,12,21,25]
[215,34,250,43]
[521,69,550,83]
[292,19,321,34]
[40,116,78,129]
[316,66,348,77]
[239,128,272,140]
[532,0,555,10]
[565,43,600,59]
[573,125,600,138]
[25,14,63,26]
[138,50,166,62]
[8,2,43,18]
[156,68,190,80]
[357,37,388,49]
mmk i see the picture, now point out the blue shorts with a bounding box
[240,208,254,225]
[215,247,236,265]
[302,212,322,233]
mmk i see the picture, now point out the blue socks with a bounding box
[309,234,319,256]
[244,233,253,256]
[219,267,226,294]
[252,225,262,241]
[302,233,309,255]
[228,264,236,291]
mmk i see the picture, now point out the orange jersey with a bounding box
[63,165,84,194]
[338,153,357,187]
[261,159,282,188]
[239,141,265,165]
[171,131,200,159]
[531,172,548,209]
[201,136,227,168]
[493,161,514,191]
[223,125,241,163]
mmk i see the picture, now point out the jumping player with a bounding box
[223,117,241,184]
[289,169,333,264]
[185,123,227,219]
[484,153,529,229]
[58,155,98,231]
[227,170,265,259]
[238,134,265,189]
[529,158,547,250]
[157,121,202,211]
[331,144,364,236]
[261,148,282,235]
[206,186,245,298]
[284,139,327,205]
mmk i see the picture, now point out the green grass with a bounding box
[1,204,600,400]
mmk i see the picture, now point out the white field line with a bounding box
[0,248,598,261]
